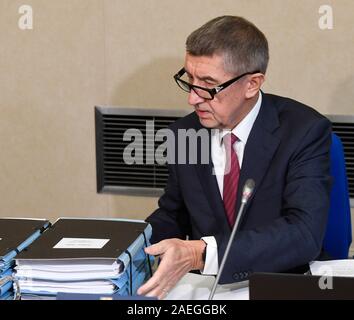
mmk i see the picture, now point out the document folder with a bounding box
[14,218,153,298]
[0,218,50,299]
[0,218,50,270]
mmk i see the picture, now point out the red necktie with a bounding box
[223,133,240,227]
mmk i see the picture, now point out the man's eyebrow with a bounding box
[184,68,219,83]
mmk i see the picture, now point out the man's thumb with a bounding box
[144,242,165,256]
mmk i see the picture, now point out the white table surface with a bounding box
[165,272,249,300]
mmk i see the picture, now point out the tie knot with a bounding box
[223,133,238,147]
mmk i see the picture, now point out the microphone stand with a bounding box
[208,179,255,300]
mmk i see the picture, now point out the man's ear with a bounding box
[245,73,265,99]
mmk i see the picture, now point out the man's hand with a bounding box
[137,238,206,300]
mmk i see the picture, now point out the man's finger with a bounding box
[137,276,159,296]
[137,259,172,296]
[137,266,170,295]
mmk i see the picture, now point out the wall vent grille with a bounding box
[95,107,188,196]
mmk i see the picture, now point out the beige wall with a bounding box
[0,0,353,246]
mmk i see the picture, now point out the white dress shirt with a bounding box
[201,92,262,275]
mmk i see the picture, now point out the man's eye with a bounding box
[204,81,217,88]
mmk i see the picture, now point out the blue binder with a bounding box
[0,269,12,296]
[0,290,14,301]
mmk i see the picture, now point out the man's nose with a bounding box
[187,89,205,106]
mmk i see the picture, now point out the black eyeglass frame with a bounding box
[173,68,261,100]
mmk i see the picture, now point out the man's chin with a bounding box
[198,117,218,129]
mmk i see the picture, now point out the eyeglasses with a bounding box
[174,68,260,100]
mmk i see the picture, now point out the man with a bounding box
[137,16,331,299]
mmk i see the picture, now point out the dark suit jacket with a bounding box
[146,93,332,284]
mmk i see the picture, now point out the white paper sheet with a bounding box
[310,260,354,277]
[53,238,110,249]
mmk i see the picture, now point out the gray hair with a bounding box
[186,16,269,75]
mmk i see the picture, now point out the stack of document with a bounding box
[310,259,354,277]
[14,218,153,299]
[0,218,50,300]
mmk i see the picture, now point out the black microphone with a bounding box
[208,179,255,300]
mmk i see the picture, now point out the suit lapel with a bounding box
[235,94,281,220]
[195,161,228,227]
[190,117,229,230]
